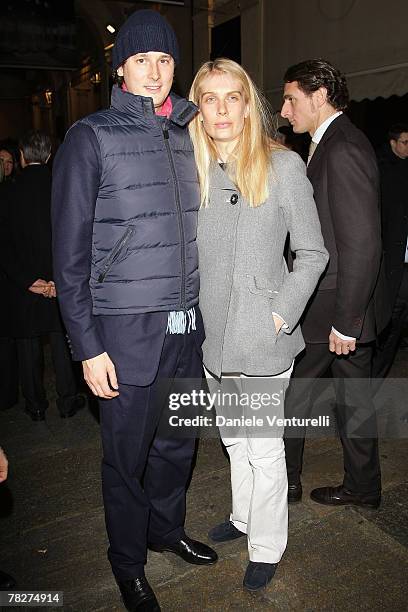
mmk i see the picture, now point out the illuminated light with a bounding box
[106,24,116,34]
[45,90,53,105]
[91,72,102,85]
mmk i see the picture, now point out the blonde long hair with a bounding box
[189,58,280,207]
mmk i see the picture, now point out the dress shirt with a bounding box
[311,111,343,145]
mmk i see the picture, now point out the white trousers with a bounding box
[205,364,293,563]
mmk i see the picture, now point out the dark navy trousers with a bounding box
[99,322,203,580]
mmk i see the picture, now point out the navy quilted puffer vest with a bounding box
[81,87,200,315]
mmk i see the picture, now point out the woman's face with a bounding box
[199,72,249,151]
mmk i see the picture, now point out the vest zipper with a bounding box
[98,226,134,283]
[163,123,186,310]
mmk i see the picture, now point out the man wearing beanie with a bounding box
[52,9,217,612]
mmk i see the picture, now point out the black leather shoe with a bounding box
[24,408,45,422]
[243,561,277,592]
[310,484,381,509]
[208,520,246,543]
[116,577,161,611]
[59,394,86,418]
[288,482,302,504]
[149,535,218,565]
[0,570,17,590]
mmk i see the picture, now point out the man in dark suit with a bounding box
[52,10,216,612]
[0,177,19,412]
[0,144,19,412]
[281,59,390,509]
[2,130,83,421]
[372,124,408,379]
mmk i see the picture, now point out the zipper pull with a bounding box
[163,120,170,139]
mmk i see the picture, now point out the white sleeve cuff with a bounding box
[331,326,356,341]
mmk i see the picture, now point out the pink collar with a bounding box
[121,82,173,117]
[156,95,173,118]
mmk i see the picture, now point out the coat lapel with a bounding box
[307,114,346,179]
[209,160,238,191]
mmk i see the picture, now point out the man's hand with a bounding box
[329,330,356,355]
[273,314,285,334]
[0,447,8,483]
[82,352,119,399]
[28,279,56,298]
[47,281,57,298]
[28,278,48,294]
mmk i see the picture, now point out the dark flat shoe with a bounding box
[243,561,277,592]
[208,520,246,543]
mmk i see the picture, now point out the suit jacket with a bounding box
[301,113,390,343]
[197,149,329,378]
[2,164,63,337]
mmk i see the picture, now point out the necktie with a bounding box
[307,140,318,165]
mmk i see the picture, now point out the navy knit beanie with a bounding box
[112,9,180,70]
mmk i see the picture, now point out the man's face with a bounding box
[281,81,319,136]
[0,150,14,177]
[390,132,408,159]
[117,51,175,110]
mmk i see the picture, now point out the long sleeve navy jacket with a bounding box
[51,124,199,385]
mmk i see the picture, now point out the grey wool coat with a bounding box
[197,149,329,378]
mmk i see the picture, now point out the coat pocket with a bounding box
[246,275,279,298]
[98,226,134,283]
[245,275,280,344]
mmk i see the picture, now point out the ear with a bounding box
[244,103,249,119]
[19,150,26,168]
[117,65,124,77]
[314,86,328,108]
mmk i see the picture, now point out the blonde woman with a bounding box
[189,59,329,591]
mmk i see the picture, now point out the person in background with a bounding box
[0,144,18,182]
[52,10,217,612]
[189,58,328,592]
[0,157,19,412]
[3,130,84,421]
[281,59,390,509]
[0,446,17,590]
[372,123,408,379]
